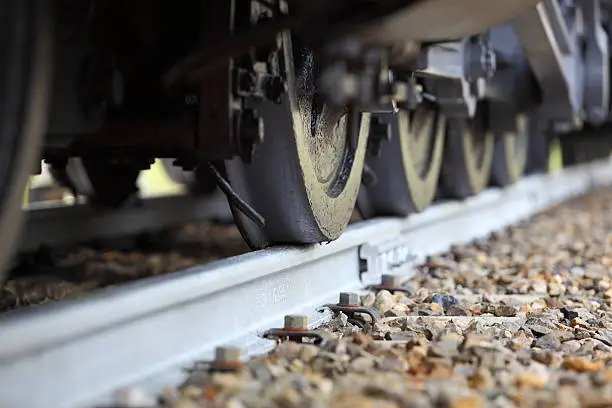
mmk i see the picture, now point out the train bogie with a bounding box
[2,0,612,285]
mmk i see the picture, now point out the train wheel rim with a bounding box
[490,114,529,186]
[225,29,369,248]
[358,102,445,218]
[440,105,495,198]
[0,1,53,284]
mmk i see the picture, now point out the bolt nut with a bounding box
[338,292,360,306]
[467,43,496,81]
[381,274,402,287]
[284,315,308,330]
[215,346,241,362]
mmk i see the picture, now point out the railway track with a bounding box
[1,159,612,408]
[19,191,231,253]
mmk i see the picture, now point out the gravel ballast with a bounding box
[0,222,248,311]
[114,187,612,408]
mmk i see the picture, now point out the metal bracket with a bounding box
[321,302,381,327]
[414,38,496,118]
[359,236,418,286]
[511,0,584,126]
[262,328,332,345]
[485,24,541,132]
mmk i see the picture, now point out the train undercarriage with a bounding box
[2,0,612,287]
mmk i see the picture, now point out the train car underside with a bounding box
[1,0,612,286]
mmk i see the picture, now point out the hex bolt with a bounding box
[214,346,241,363]
[284,315,308,330]
[381,274,402,287]
[338,292,360,306]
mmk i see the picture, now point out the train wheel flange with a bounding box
[490,114,529,186]
[440,105,494,198]
[358,103,445,218]
[225,33,370,249]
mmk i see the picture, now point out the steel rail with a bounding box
[18,192,232,252]
[1,159,611,408]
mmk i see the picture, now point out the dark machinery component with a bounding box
[1,0,612,292]
[0,0,53,287]
[49,157,143,207]
[160,159,218,195]
[560,123,612,165]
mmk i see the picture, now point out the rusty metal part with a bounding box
[262,315,331,345]
[366,273,412,293]
[322,292,381,327]
[206,346,243,372]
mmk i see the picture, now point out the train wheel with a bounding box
[51,157,141,207]
[525,118,550,174]
[358,103,445,218]
[560,125,612,166]
[160,159,217,195]
[439,106,494,198]
[490,114,529,186]
[0,0,53,283]
[225,34,370,249]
